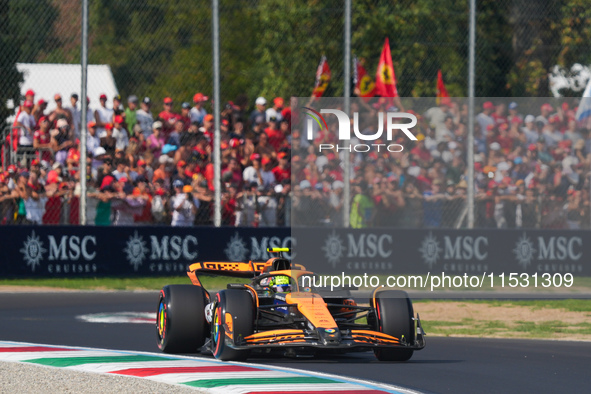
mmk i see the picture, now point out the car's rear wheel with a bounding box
[157,285,208,353]
[371,290,415,361]
[211,289,254,361]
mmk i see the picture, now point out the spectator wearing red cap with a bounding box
[171,160,191,187]
[200,114,215,143]
[476,101,495,137]
[265,97,284,123]
[264,118,285,151]
[243,153,275,187]
[42,170,64,225]
[491,102,508,126]
[32,98,48,124]
[15,100,36,150]
[99,123,117,157]
[33,116,52,162]
[159,97,179,135]
[226,138,245,166]
[272,152,291,183]
[92,175,116,226]
[536,103,554,125]
[112,115,129,151]
[20,171,47,225]
[24,89,35,101]
[10,90,35,152]
[496,123,514,154]
[95,93,114,138]
[190,93,208,124]
[65,138,80,176]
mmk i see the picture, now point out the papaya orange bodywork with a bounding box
[286,292,338,330]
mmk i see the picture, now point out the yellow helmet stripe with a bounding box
[267,247,290,253]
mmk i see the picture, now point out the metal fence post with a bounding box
[343,0,351,228]
[212,0,221,227]
[79,0,89,226]
[467,0,476,229]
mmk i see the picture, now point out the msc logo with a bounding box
[513,233,582,270]
[123,232,199,271]
[224,232,295,261]
[20,230,98,274]
[322,230,393,268]
[419,232,488,270]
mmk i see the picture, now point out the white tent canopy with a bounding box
[16,63,119,114]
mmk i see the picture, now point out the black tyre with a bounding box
[371,290,415,361]
[211,289,254,361]
[157,285,208,353]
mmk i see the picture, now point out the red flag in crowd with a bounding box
[375,38,399,99]
[312,55,331,98]
[436,69,449,102]
[354,56,376,99]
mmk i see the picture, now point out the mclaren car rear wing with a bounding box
[187,248,305,283]
[188,261,266,278]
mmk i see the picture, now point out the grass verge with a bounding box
[414,299,591,340]
[0,276,249,291]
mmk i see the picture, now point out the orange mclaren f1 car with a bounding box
[156,248,425,361]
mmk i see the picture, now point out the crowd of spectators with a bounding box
[299,98,591,229]
[2,89,591,229]
[2,91,293,226]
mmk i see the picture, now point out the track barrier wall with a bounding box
[2,226,589,278]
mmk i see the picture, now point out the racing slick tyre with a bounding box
[211,289,254,361]
[157,285,208,354]
[371,290,415,361]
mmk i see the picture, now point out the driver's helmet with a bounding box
[269,275,291,293]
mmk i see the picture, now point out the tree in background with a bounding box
[0,0,22,127]
[4,0,591,112]
[0,0,57,126]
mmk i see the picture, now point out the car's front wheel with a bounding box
[371,290,415,361]
[211,289,254,361]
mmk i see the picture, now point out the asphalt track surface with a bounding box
[2,291,590,394]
